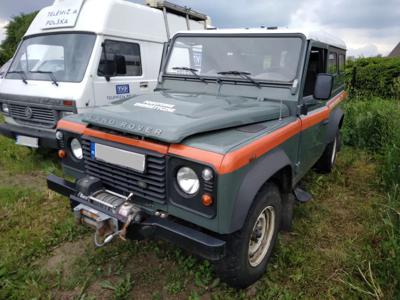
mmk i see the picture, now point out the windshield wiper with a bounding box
[30,70,59,86]
[217,71,261,89]
[172,67,208,84]
[7,70,28,84]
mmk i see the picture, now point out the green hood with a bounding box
[82,92,289,143]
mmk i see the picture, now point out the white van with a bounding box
[0,0,210,148]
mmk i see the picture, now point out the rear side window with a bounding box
[339,54,345,73]
[98,40,142,77]
[328,52,337,74]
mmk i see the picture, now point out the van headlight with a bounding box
[177,167,200,195]
[1,103,9,114]
[70,138,83,160]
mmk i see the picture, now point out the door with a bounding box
[297,47,330,177]
[92,39,150,107]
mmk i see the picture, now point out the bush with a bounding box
[345,57,400,99]
[342,98,400,152]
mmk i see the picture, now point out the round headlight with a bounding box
[177,167,200,195]
[70,138,83,160]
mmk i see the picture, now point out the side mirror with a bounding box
[114,55,126,75]
[104,60,116,80]
[314,73,333,100]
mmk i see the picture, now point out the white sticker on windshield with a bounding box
[134,101,176,113]
[42,0,84,29]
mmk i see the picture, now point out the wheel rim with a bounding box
[331,137,337,165]
[248,206,276,267]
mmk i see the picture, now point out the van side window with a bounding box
[98,40,142,77]
[328,52,337,74]
[338,54,345,73]
[303,47,326,97]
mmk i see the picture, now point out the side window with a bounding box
[303,47,326,97]
[328,52,338,74]
[98,40,142,77]
[338,54,345,73]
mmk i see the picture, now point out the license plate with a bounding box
[16,135,39,148]
[91,142,145,173]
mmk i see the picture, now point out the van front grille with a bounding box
[82,139,167,204]
[9,103,57,128]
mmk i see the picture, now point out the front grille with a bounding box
[82,139,166,204]
[9,103,57,128]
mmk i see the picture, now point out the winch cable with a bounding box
[93,214,135,247]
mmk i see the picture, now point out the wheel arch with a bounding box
[327,107,344,143]
[228,149,294,233]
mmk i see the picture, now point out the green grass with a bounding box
[0,132,395,299]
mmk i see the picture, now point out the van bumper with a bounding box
[47,174,226,261]
[0,123,58,149]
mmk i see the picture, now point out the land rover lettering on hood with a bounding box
[48,29,347,288]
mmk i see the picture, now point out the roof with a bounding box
[388,42,400,57]
[25,0,205,43]
[174,28,347,50]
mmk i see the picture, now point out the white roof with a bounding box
[174,28,347,50]
[25,0,205,43]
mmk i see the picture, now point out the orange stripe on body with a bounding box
[58,119,86,134]
[58,91,347,175]
[169,144,224,170]
[57,120,169,154]
[82,128,169,154]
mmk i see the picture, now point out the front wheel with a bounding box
[214,183,281,288]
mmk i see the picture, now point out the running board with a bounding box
[294,187,312,203]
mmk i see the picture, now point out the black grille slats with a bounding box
[9,103,57,128]
[82,139,167,204]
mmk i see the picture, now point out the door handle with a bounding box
[140,82,149,89]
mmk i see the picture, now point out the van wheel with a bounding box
[315,132,340,173]
[214,183,281,288]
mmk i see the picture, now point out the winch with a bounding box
[73,176,143,247]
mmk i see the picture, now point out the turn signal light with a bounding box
[201,194,213,207]
[63,100,74,107]
[58,149,66,159]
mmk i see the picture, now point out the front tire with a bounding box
[214,183,281,288]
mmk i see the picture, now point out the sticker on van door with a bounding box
[116,84,130,95]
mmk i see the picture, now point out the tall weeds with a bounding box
[343,96,400,296]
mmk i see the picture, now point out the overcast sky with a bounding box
[0,0,399,57]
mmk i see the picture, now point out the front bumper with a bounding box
[47,174,226,261]
[0,122,58,148]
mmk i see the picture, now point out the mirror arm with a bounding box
[101,42,112,81]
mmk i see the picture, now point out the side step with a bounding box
[294,187,312,203]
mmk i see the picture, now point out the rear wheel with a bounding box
[315,132,340,173]
[214,183,281,288]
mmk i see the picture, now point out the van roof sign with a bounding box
[42,0,84,30]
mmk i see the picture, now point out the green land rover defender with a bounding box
[48,29,347,288]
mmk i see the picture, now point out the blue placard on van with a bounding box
[116,84,130,95]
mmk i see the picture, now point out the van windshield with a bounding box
[166,36,303,83]
[6,33,96,83]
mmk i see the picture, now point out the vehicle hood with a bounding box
[82,92,289,143]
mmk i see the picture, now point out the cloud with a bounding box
[0,0,52,19]
[0,19,8,43]
[0,0,398,57]
[348,44,379,57]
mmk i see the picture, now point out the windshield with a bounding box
[166,36,303,83]
[6,33,96,83]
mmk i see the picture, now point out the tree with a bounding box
[0,12,37,65]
